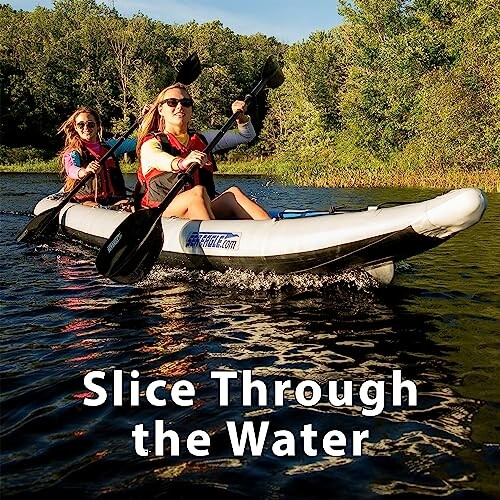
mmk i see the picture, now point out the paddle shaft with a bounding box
[95,55,283,282]
[55,52,202,206]
[156,85,266,215]
[16,53,202,244]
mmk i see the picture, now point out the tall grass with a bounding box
[1,157,498,193]
[0,159,138,174]
[0,159,59,173]
[218,159,500,193]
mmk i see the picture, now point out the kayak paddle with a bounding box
[16,53,202,244]
[95,55,285,284]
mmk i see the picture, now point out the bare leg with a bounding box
[211,186,270,220]
[162,185,215,220]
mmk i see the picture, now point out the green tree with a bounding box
[106,15,183,134]
[261,29,346,161]
[403,0,500,169]
[0,5,24,145]
[338,0,424,158]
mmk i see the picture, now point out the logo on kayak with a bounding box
[185,231,241,251]
[106,232,122,253]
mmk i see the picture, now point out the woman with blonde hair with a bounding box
[135,83,270,220]
[58,106,136,206]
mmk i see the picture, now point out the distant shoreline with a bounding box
[1,159,498,193]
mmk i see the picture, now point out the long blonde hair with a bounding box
[136,83,192,159]
[58,107,103,191]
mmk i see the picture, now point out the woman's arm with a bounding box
[64,151,83,179]
[140,138,210,176]
[104,138,137,157]
[140,137,177,176]
[202,120,256,153]
[64,151,101,179]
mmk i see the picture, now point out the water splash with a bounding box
[25,236,384,294]
[141,265,381,293]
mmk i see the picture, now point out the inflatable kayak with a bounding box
[33,187,487,284]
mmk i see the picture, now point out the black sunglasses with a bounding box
[76,121,96,130]
[161,98,194,108]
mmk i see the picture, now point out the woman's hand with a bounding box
[177,150,208,171]
[83,160,101,177]
[232,100,250,124]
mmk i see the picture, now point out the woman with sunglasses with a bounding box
[136,83,270,220]
[58,107,137,206]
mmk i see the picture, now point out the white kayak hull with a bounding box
[33,188,487,284]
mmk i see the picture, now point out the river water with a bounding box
[1,173,498,499]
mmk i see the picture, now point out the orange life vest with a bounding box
[136,132,217,209]
[71,144,126,205]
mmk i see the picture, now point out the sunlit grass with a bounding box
[0,159,138,174]
[218,159,500,193]
[0,159,59,173]
[2,158,498,193]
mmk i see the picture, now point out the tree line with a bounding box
[1,0,499,174]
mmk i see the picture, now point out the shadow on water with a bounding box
[1,174,498,499]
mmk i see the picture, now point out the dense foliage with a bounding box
[0,0,283,150]
[264,0,499,175]
[1,0,498,182]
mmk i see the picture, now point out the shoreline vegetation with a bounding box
[219,160,500,193]
[2,1,499,194]
[1,157,498,193]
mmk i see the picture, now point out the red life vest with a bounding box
[72,144,126,205]
[136,132,217,209]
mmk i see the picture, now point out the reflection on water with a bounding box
[1,174,498,498]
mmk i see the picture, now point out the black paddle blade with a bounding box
[175,52,202,85]
[95,208,164,284]
[262,56,285,89]
[16,208,59,243]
